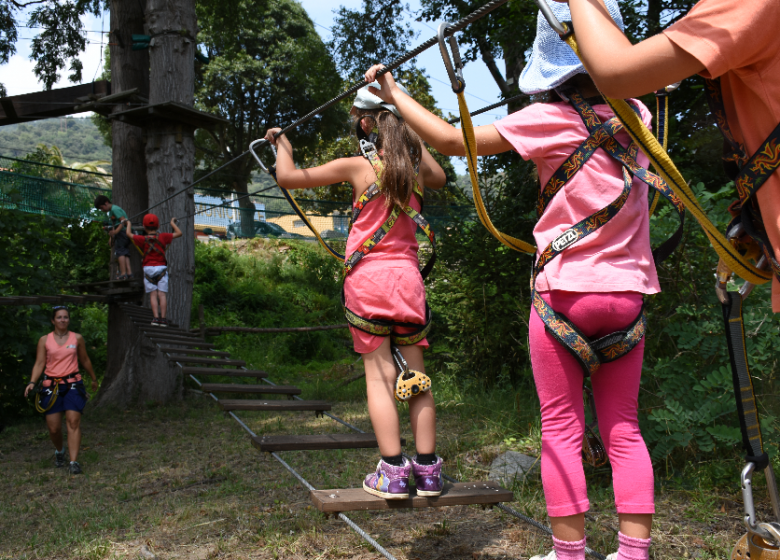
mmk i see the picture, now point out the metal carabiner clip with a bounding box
[437,22,465,94]
[534,0,571,38]
[248,138,271,174]
[741,462,780,546]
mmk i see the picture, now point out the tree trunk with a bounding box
[99,0,151,406]
[145,0,197,332]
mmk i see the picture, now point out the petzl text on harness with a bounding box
[340,127,436,345]
[391,345,431,402]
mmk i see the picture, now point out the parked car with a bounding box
[226,220,305,240]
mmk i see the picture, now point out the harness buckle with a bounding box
[359,138,378,159]
[437,22,465,94]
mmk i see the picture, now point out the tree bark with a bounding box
[145,0,197,332]
[101,0,151,405]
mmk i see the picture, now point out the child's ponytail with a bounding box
[354,108,423,208]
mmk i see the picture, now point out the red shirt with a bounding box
[132,233,174,266]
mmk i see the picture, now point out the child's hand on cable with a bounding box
[364,64,398,103]
[170,217,178,226]
[264,128,282,146]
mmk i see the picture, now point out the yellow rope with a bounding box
[563,34,770,285]
[457,91,536,255]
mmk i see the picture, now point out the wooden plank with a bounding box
[251,433,405,452]
[169,356,246,366]
[111,102,228,129]
[218,400,330,412]
[310,482,514,513]
[136,325,193,334]
[200,383,300,395]
[159,347,231,357]
[146,338,215,348]
[0,80,110,125]
[181,367,268,378]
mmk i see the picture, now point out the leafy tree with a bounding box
[0,1,105,92]
[194,0,346,235]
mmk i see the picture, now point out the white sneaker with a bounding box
[529,552,557,560]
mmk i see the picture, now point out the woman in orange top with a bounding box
[24,306,98,475]
[555,0,780,313]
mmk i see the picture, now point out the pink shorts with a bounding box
[344,259,429,355]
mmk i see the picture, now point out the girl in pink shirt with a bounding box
[263,83,447,499]
[557,0,780,312]
[365,1,659,558]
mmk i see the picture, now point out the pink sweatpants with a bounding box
[530,291,655,517]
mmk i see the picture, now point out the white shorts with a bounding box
[143,266,168,293]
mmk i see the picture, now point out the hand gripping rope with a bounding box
[532,1,780,555]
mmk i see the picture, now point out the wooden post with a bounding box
[198,304,205,339]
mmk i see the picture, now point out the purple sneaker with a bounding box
[363,458,411,499]
[412,455,443,497]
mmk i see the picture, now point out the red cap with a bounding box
[143,214,159,228]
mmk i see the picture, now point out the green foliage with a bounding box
[0,118,111,166]
[329,0,416,81]
[192,240,350,366]
[427,150,538,384]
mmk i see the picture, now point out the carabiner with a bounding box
[534,0,571,38]
[742,462,780,546]
[248,138,270,174]
[437,22,465,94]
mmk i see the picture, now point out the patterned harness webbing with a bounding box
[533,92,685,376]
[705,78,780,285]
[704,78,780,469]
[342,142,435,346]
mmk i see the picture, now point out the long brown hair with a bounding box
[353,108,423,208]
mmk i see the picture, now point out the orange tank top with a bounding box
[44,332,79,378]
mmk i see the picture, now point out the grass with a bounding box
[1,351,769,559]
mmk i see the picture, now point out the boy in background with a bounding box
[94,195,133,280]
[126,214,182,326]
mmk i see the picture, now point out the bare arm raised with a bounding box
[552,0,704,98]
[364,65,512,157]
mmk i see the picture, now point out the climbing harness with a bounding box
[140,234,169,284]
[341,126,436,345]
[705,77,780,289]
[438,28,682,376]
[391,345,432,402]
[581,386,607,468]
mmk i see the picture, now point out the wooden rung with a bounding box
[310,481,514,513]
[200,383,300,395]
[138,328,199,338]
[159,347,231,357]
[146,337,215,348]
[170,356,246,366]
[181,367,268,378]
[251,433,405,452]
[218,400,330,412]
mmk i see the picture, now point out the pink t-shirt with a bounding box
[493,100,661,294]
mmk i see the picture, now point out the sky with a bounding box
[1,1,518,172]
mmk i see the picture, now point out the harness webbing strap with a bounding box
[143,235,167,262]
[458,91,536,255]
[341,146,435,345]
[722,292,768,470]
[560,35,771,286]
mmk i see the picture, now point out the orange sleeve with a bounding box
[663,0,780,79]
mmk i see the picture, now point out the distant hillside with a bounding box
[0,117,111,166]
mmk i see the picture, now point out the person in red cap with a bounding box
[125,214,182,326]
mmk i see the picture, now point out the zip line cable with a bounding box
[447,92,528,124]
